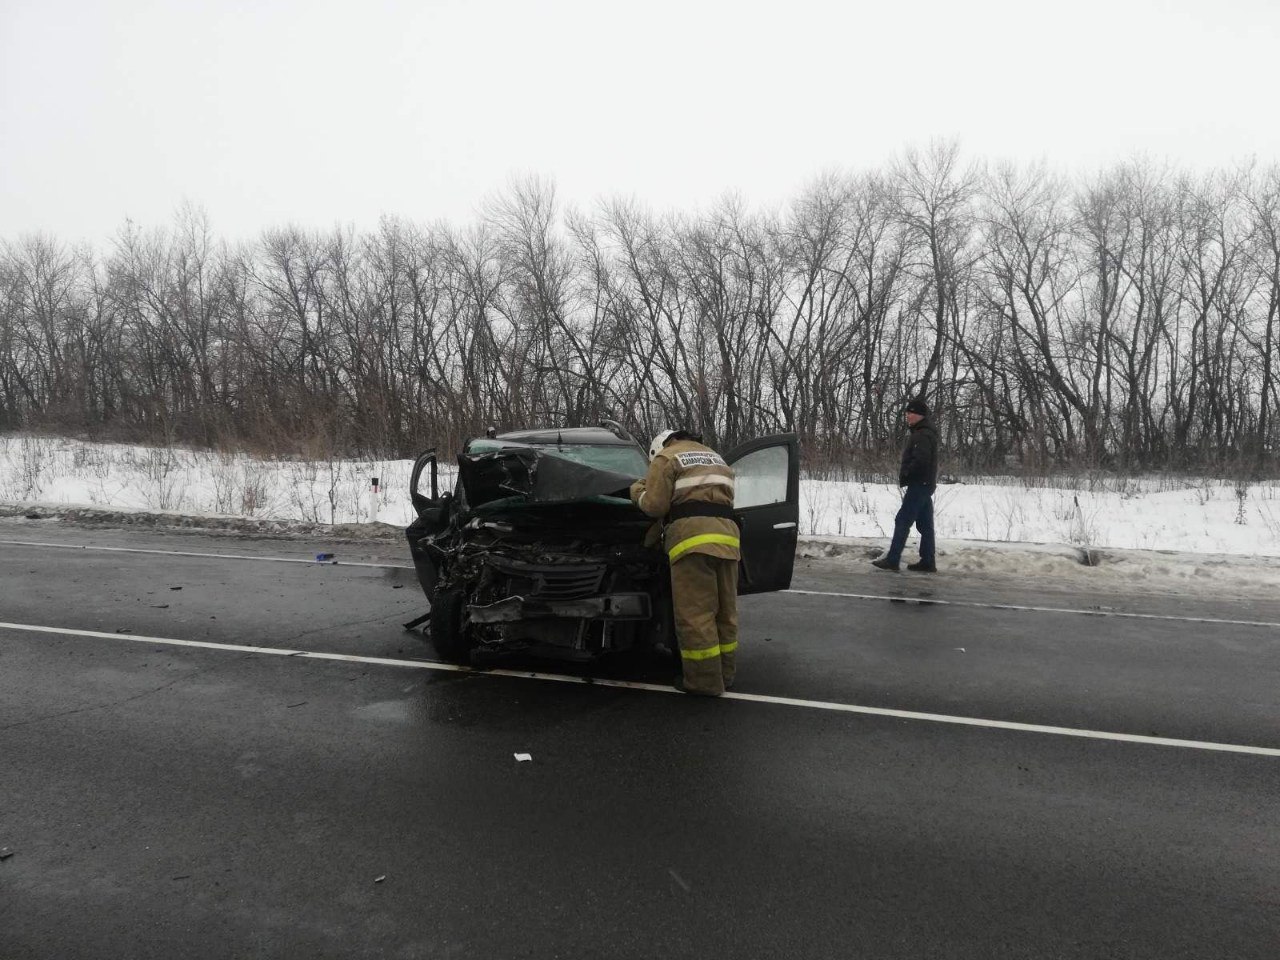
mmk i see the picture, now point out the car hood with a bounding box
[457,448,641,510]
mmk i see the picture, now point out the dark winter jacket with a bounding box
[898,417,938,487]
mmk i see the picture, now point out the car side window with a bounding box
[733,445,788,508]
[413,467,435,502]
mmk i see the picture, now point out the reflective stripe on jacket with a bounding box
[630,439,740,563]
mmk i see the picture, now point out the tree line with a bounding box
[2,144,1278,475]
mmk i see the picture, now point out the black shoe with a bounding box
[907,560,937,573]
[871,558,900,571]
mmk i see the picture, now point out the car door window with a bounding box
[724,433,799,595]
[409,449,439,514]
[412,465,436,501]
[733,444,788,508]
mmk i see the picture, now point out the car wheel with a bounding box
[429,588,471,664]
[645,590,679,666]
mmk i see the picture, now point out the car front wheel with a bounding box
[429,588,471,664]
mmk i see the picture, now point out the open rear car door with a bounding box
[725,433,800,594]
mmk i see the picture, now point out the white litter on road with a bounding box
[514,753,532,762]
[2,618,1277,758]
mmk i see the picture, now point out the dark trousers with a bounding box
[887,484,935,564]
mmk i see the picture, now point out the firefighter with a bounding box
[630,429,739,696]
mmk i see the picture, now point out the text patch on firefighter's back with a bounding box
[674,452,727,468]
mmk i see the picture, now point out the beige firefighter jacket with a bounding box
[629,438,740,564]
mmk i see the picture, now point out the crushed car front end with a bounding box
[406,428,670,662]
[437,506,663,660]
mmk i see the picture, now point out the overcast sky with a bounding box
[2,0,1277,245]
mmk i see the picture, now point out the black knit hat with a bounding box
[904,397,930,416]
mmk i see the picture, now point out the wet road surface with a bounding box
[2,523,1278,959]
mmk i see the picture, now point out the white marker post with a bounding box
[368,476,380,524]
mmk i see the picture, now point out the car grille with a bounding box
[489,557,607,600]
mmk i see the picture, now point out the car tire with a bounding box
[429,588,471,664]
[645,590,678,666]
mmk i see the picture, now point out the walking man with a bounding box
[873,398,938,572]
[631,429,739,696]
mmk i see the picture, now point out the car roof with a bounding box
[490,426,642,448]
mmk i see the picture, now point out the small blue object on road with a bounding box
[315,553,335,562]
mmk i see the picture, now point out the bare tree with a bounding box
[3,156,1277,475]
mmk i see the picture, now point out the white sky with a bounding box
[2,0,1278,245]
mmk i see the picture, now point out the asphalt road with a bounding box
[2,522,1278,959]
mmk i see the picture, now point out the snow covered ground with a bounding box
[2,435,1279,558]
[802,473,1280,557]
[0,436,421,528]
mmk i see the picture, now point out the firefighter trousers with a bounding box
[670,553,738,695]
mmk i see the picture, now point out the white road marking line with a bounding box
[785,588,1280,630]
[2,619,1277,757]
[0,538,413,570]
[3,538,1278,629]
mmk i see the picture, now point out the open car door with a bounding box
[725,433,800,595]
[409,448,440,515]
[406,448,450,602]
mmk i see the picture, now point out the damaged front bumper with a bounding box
[467,592,651,623]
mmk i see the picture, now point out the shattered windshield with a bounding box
[457,440,646,511]
[467,440,647,478]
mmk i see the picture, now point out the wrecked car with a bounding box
[404,424,799,663]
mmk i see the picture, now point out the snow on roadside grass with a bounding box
[2,435,1279,557]
[801,477,1280,556]
[0,435,455,527]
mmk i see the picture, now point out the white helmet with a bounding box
[648,429,677,462]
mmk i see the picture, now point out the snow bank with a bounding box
[798,534,1280,597]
